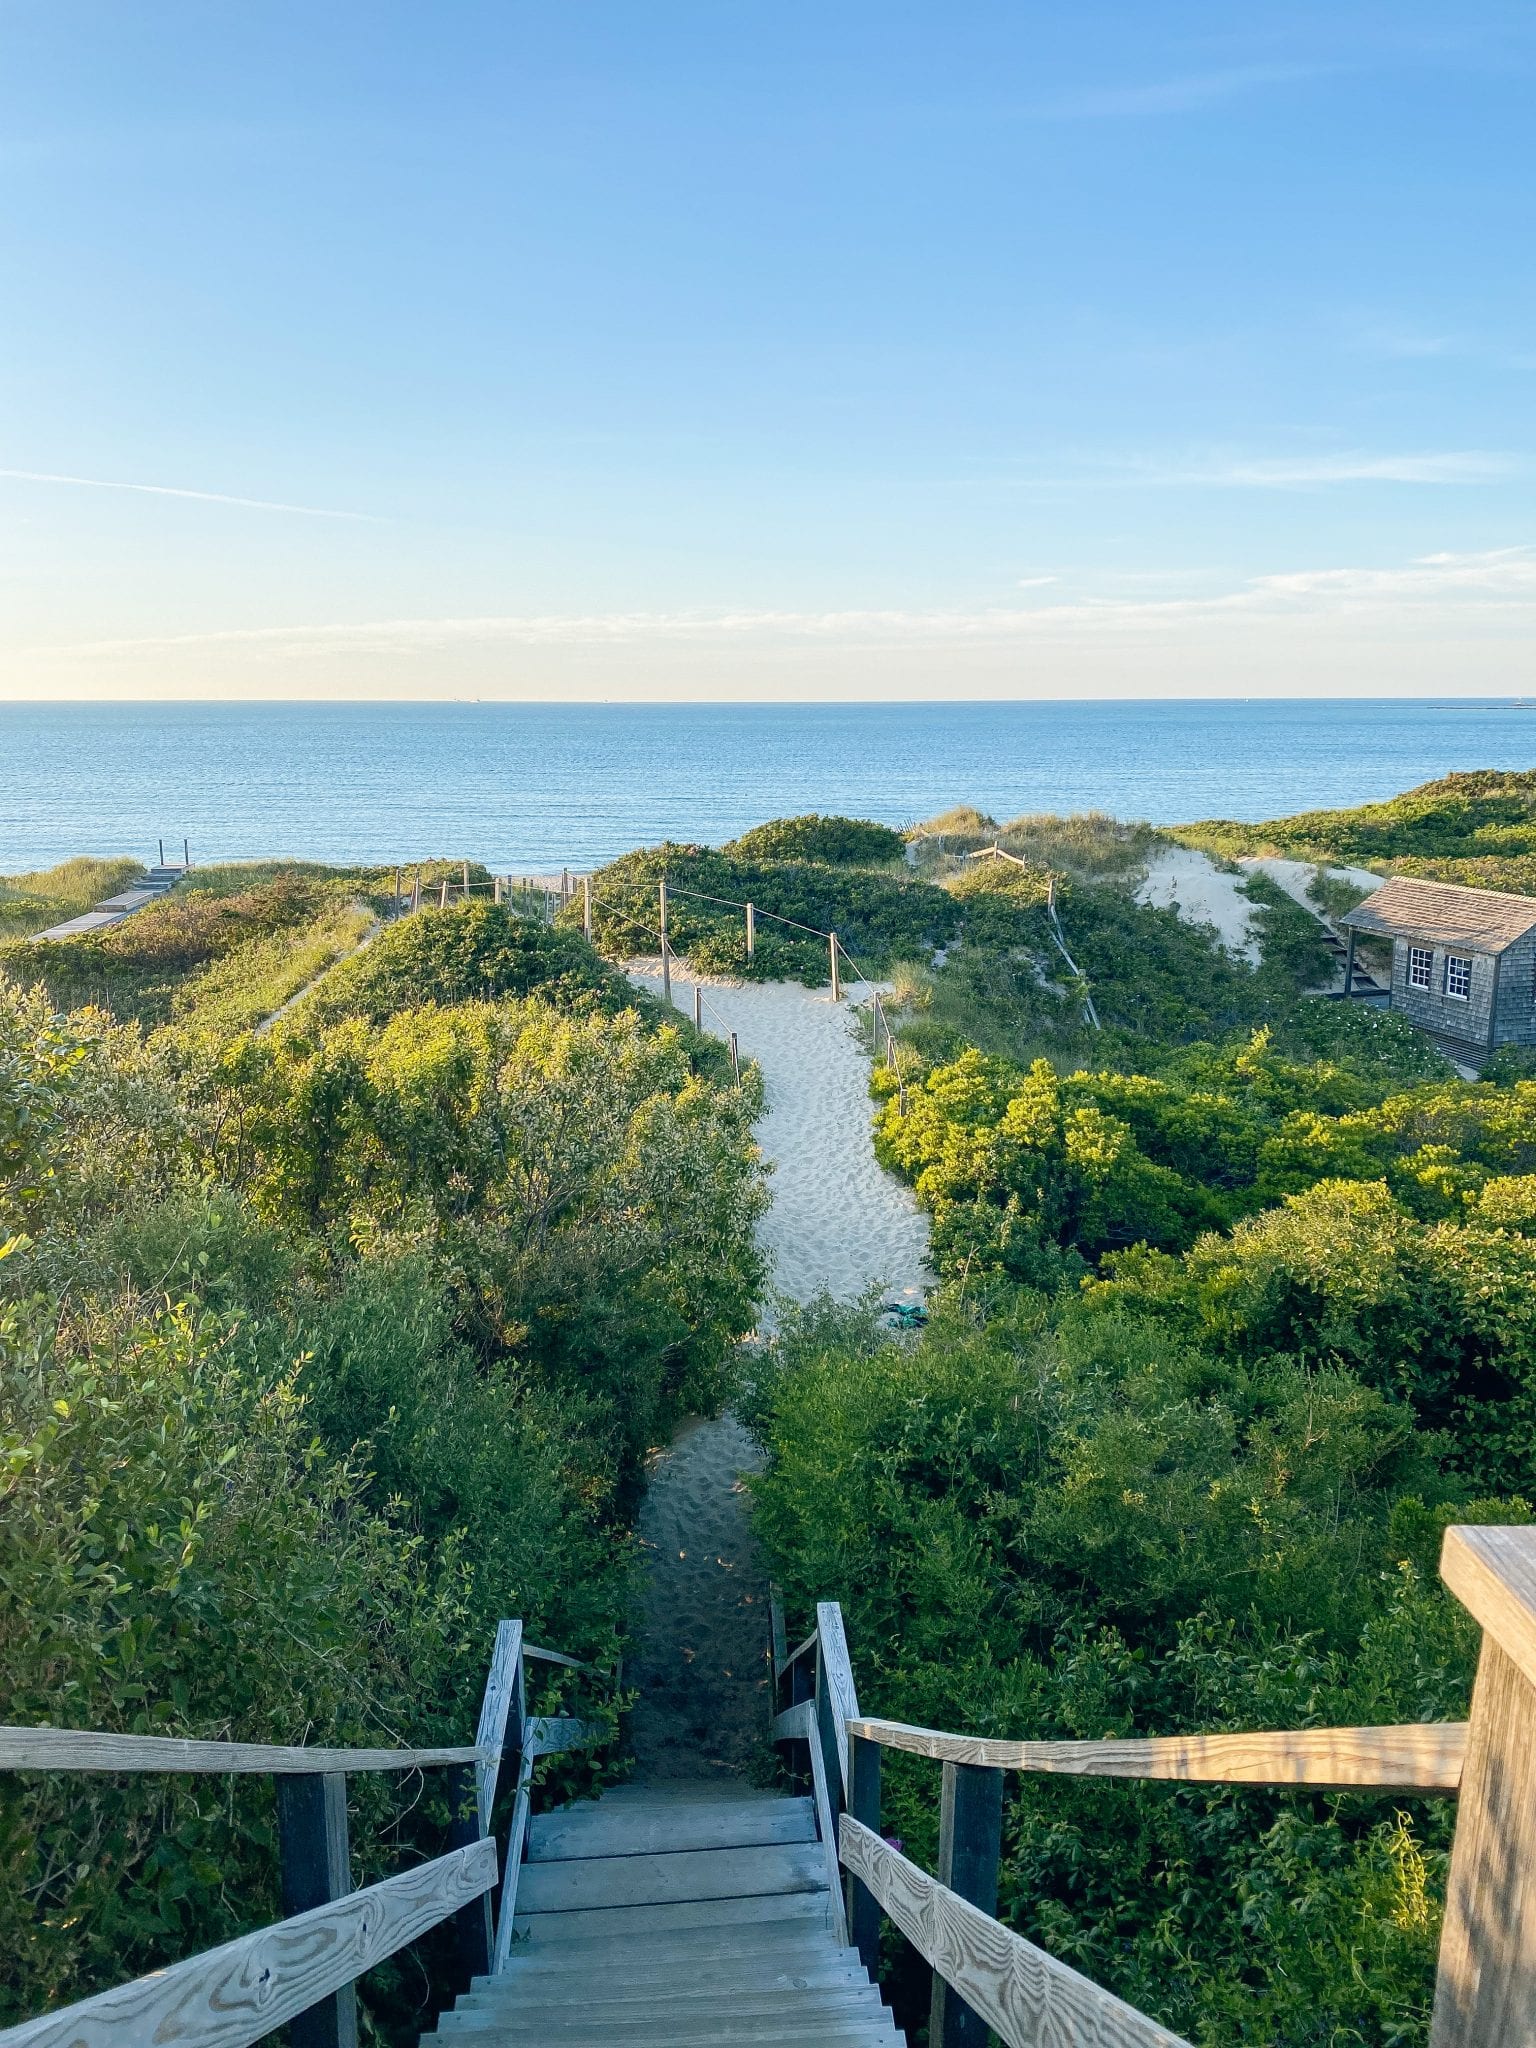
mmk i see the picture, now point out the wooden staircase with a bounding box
[425,1781,904,2046]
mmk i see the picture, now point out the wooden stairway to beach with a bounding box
[426,1781,903,2047]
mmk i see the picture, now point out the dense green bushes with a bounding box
[293,902,630,1027]
[1180,769,1536,894]
[723,813,904,865]
[0,876,765,2029]
[746,1285,1507,2045]
[889,861,1330,1071]
[575,842,959,983]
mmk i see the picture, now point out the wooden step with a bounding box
[433,2031,898,2048]
[516,1841,826,1914]
[514,1887,832,1943]
[479,1946,862,1988]
[465,1961,871,2004]
[433,2002,897,2043]
[529,1796,815,1861]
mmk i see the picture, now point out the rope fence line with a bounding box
[390,863,941,1109]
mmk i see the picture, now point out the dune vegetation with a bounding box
[0,873,764,2036]
[731,795,1536,2046]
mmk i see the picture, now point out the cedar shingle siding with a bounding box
[1341,878,1536,1049]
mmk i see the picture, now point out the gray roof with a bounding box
[1339,875,1536,956]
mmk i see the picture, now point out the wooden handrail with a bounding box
[0,1727,486,1776]
[1440,1523,1536,1690]
[815,1602,859,1794]
[840,1818,1192,2048]
[0,1840,498,2048]
[776,1628,818,1683]
[848,1715,1468,1791]
[473,1621,523,1832]
[523,1643,611,1678]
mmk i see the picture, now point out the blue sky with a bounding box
[1,1,1532,699]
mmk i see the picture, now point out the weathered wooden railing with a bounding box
[0,1622,610,2048]
[772,1524,1536,2048]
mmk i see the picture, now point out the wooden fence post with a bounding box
[439,880,449,910]
[462,861,470,898]
[276,1774,358,2048]
[1431,1525,1536,2044]
[445,1764,493,1989]
[660,879,672,1006]
[494,875,503,905]
[394,867,402,917]
[746,901,755,960]
[693,984,703,1031]
[729,1031,741,1086]
[848,1734,882,1976]
[929,1761,1004,2048]
[829,932,841,1001]
[583,875,592,941]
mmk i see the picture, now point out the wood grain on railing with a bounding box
[804,1704,850,1949]
[777,1629,818,1683]
[849,1716,1467,1790]
[771,1701,814,1745]
[0,1728,484,1776]
[839,1817,1193,2048]
[522,1644,607,1677]
[1441,1524,1536,1693]
[473,1621,523,1831]
[815,1602,859,1794]
[523,1714,599,1757]
[0,1840,498,2048]
[490,1747,538,1975]
[1432,1526,1536,2045]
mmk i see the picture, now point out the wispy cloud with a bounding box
[1033,63,1326,120]
[26,548,1536,665]
[0,468,380,521]
[1015,450,1517,490]
[1351,323,1536,373]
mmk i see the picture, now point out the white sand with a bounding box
[629,968,932,1318]
[624,967,932,1780]
[1135,847,1262,963]
[1238,855,1385,918]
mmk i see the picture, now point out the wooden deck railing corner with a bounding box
[772,1526,1536,2048]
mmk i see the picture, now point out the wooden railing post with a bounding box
[788,1642,815,1793]
[929,1760,1004,2048]
[446,1763,493,1987]
[275,1773,357,2048]
[848,1732,882,1974]
[1431,1525,1536,2045]
[814,1645,844,1832]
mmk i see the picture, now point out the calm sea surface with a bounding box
[3,699,1534,872]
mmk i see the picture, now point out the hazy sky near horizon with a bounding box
[2,2,1533,702]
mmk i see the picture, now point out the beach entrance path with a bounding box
[624,972,932,1784]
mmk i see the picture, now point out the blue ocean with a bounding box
[3,699,1534,873]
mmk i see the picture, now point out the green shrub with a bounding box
[747,1285,1489,2047]
[0,856,146,942]
[723,814,904,865]
[576,843,959,984]
[294,903,630,1028]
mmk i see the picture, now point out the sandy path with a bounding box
[624,968,931,1782]
[1136,847,1262,963]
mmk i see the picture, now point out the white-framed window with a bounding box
[1408,945,1433,990]
[1445,953,1473,1000]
